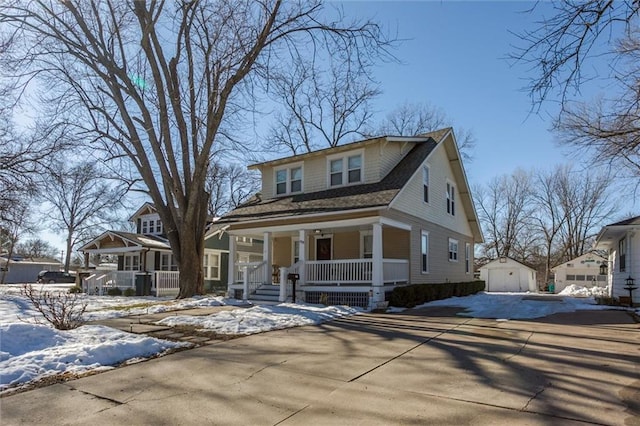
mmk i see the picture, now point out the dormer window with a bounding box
[329,152,362,187]
[140,217,163,235]
[275,164,303,196]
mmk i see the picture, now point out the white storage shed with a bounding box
[479,257,537,293]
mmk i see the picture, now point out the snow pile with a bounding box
[558,284,609,298]
[157,303,359,335]
[0,323,190,391]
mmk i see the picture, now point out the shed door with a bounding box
[488,268,521,292]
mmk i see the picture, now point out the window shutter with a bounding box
[117,255,124,270]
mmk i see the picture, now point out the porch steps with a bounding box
[249,284,281,303]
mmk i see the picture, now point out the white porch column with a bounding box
[279,267,288,302]
[242,265,249,301]
[371,222,384,304]
[298,229,306,285]
[227,235,236,297]
[263,232,272,283]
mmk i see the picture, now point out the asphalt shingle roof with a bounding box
[221,138,438,223]
[606,215,640,226]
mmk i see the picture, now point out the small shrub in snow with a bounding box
[21,284,87,330]
[107,287,122,296]
[123,288,135,297]
[68,286,83,294]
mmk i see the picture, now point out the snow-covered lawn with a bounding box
[0,284,358,393]
[0,283,633,394]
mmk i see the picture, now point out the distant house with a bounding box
[218,128,483,308]
[594,216,640,302]
[0,255,62,284]
[551,252,607,294]
[79,203,250,296]
[479,257,537,293]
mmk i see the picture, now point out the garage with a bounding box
[479,257,537,293]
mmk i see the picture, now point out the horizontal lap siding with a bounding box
[383,209,475,284]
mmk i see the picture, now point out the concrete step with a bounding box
[249,293,280,302]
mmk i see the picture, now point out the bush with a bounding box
[68,286,83,294]
[123,288,136,297]
[389,281,485,308]
[21,284,87,330]
[107,287,122,296]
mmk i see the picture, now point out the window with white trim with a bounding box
[292,238,300,264]
[446,182,455,216]
[123,254,140,271]
[423,166,429,203]
[421,231,429,273]
[448,238,458,262]
[203,253,220,279]
[275,164,303,196]
[329,152,362,187]
[141,218,163,235]
[360,231,373,259]
[465,243,470,273]
[160,253,178,271]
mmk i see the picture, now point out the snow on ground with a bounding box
[558,284,609,298]
[0,283,633,393]
[157,303,360,335]
[0,284,357,393]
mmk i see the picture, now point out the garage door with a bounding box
[488,269,521,292]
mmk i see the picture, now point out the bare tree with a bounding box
[39,162,127,272]
[0,200,31,284]
[513,1,640,177]
[15,238,58,259]
[372,102,476,161]
[474,170,535,259]
[206,162,260,218]
[554,165,615,260]
[266,49,381,154]
[1,1,393,297]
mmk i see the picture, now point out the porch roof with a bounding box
[219,139,438,224]
[80,231,171,253]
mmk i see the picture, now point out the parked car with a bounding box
[37,270,76,284]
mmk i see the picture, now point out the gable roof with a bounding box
[80,231,170,252]
[128,202,157,222]
[594,215,640,248]
[479,257,536,272]
[220,137,438,223]
[550,252,606,271]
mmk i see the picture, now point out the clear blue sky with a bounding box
[341,1,569,185]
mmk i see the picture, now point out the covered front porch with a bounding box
[227,216,411,308]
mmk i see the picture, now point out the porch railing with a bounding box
[155,271,180,297]
[305,258,408,285]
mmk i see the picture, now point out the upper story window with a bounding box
[329,152,362,187]
[275,164,303,196]
[619,238,626,272]
[140,217,163,235]
[423,166,429,203]
[446,182,456,216]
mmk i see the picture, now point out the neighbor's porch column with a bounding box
[298,229,306,285]
[227,235,236,296]
[263,232,272,283]
[371,222,384,303]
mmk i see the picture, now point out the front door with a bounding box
[316,238,332,261]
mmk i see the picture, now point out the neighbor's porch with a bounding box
[227,217,411,307]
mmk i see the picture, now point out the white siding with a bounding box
[479,258,537,292]
[610,231,640,300]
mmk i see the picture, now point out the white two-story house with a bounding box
[218,128,483,308]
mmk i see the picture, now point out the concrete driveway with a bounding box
[2,308,639,425]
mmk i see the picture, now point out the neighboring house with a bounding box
[479,257,537,293]
[0,255,62,284]
[594,216,640,302]
[218,128,483,308]
[79,203,233,296]
[550,252,607,294]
